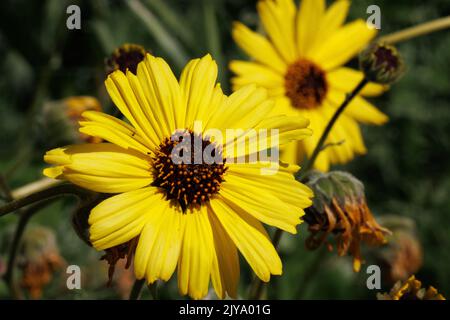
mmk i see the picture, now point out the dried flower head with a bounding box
[375,215,423,284]
[100,237,138,286]
[105,43,148,75]
[377,275,445,300]
[304,171,390,272]
[359,42,405,84]
[17,226,66,299]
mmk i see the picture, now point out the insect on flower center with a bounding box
[284,59,328,110]
[152,130,227,211]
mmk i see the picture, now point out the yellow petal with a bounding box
[224,112,311,160]
[314,0,350,45]
[134,201,185,282]
[300,105,367,170]
[220,173,303,233]
[257,0,297,63]
[311,20,376,70]
[326,89,389,125]
[88,187,163,250]
[137,55,182,133]
[207,84,274,131]
[296,108,333,171]
[208,208,240,299]
[43,166,64,179]
[296,0,325,57]
[209,197,282,282]
[79,111,153,154]
[279,140,305,165]
[44,143,152,193]
[180,54,218,126]
[232,22,287,74]
[327,67,388,97]
[106,70,162,147]
[177,206,214,300]
[227,162,313,205]
[229,60,285,97]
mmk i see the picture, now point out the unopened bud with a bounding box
[105,43,149,75]
[359,42,405,84]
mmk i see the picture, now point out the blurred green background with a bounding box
[0,0,449,299]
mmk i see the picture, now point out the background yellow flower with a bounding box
[231,0,389,171]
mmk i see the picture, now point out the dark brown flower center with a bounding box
[284,59,328,110]
[152,130,227,211]
[106,44,147,75]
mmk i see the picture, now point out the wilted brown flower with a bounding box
[17,226,66,299]
[105,43,148,75]
[101,237,138,286]
[112,259,135,299]
[304,171,390,272]
[374,215,423,284]
[377,275,445,300]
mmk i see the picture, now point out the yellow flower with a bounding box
[43,54,313,299]
[231,0,388,171]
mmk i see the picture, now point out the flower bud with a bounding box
[377,275,445,300]
[37,96,102,148]
[105,43,149,75]
[359,42,405,84]
[304,171,390,272]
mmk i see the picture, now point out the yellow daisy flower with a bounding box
[231,0,389,171]
[43,54,313,299]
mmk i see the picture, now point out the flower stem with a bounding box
[148,281,159,300]
[0,184,93,218]
[129,279,146,300]
[250,78,369,300]
[294,248,327,299]
[11,178,62,200]
[380,16,450,44]
[298,78,369,180]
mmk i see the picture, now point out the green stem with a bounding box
[129,279,146,300]
[380,16,450,45]
[298,78,369,180]
[148,281,159,300]
[0,184,93,218]
[250,78,369,300]
[294,248,327,299]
